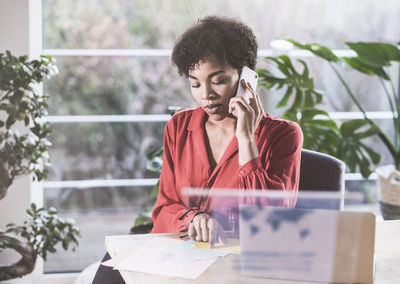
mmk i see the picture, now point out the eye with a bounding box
[191,84,200,88]
[212,80,226,85]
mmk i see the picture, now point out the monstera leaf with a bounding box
[258,55,323,114]
[346,42,400,67]
[285,39,340,62]
[338,120,381,177]
[341,42,400,80]
[296,109,340,156]
[341,56,389,79]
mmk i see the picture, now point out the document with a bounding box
[113,237,223,280]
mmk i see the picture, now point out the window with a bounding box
[42,0,400,272]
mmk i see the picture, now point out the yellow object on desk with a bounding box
[192,238,241,255]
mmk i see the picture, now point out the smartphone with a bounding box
[235,66,258,100]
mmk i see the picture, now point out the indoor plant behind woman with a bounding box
[259,39,400,219]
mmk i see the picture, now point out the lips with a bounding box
[204,104,222,114]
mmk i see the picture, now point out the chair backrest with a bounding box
[297,149,346,210]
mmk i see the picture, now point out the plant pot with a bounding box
[376,165,400,220]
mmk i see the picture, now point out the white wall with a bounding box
[0,0,45,283]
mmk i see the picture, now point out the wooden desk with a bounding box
[105,220,400,284]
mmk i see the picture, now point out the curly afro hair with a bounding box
[171,16,258,77]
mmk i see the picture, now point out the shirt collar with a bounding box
[187,107,206,132]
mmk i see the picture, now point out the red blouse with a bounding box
[151,107,303,233]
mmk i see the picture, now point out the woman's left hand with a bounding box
[229,79,264,140]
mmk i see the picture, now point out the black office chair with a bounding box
[296,149,346,210]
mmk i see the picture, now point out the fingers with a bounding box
[234,79,264,123]
[193,218,202,241]
[190,213,211,242]
[188,222,196,240]
[209,218,227,248]
[242,79,256,99]
[230,96,252,113]
[208,218,215,247]
[243,80,263,116]
[250,82,264,116]
[200,218,208,242]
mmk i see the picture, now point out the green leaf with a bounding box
[5,116,16,129]
[285,39,340,62]
[259,55,322,113]
[134,211,153,227]
[362,143,381,164]
[342,57,389,80]
[340,119,369,137]
[146,146,163,173]
[346,42,400,68]
[276,86,293,108]
[304,90,314,108]
[24,115,30,126]
[296,108,340,155]
[338,119,381,178]
[149,181,160,203]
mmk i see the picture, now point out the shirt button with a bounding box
[240,169,246,174]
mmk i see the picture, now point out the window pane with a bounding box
[43,0,400,49]
[45,56,195,116]
[48,122,164,181]
[44,186,153,272]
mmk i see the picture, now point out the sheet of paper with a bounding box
[158,239,228,261]
[105,234,157,257]
[114,237,219,280]
[101,248,139,268]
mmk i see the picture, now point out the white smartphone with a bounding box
[235,66,258,100]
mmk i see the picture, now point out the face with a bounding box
[188,56,239,121]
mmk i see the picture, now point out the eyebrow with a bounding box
[188,70,225,80]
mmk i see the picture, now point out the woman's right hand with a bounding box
[188,213,216,244]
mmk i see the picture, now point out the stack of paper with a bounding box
[109,237,228,280]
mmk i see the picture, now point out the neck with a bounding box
[206,115,237,132]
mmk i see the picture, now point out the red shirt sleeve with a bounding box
[238,121,303,207]
[151,121,198,233]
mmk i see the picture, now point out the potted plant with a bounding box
[0,50,81,280]
[257,40,400,219]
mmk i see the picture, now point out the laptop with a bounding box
[239,205,375,284]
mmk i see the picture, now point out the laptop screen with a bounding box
[181,188,374,283]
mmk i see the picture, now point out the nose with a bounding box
[201,83,215,100]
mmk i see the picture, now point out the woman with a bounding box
[93,15,302,284]
[151,16,303,242]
